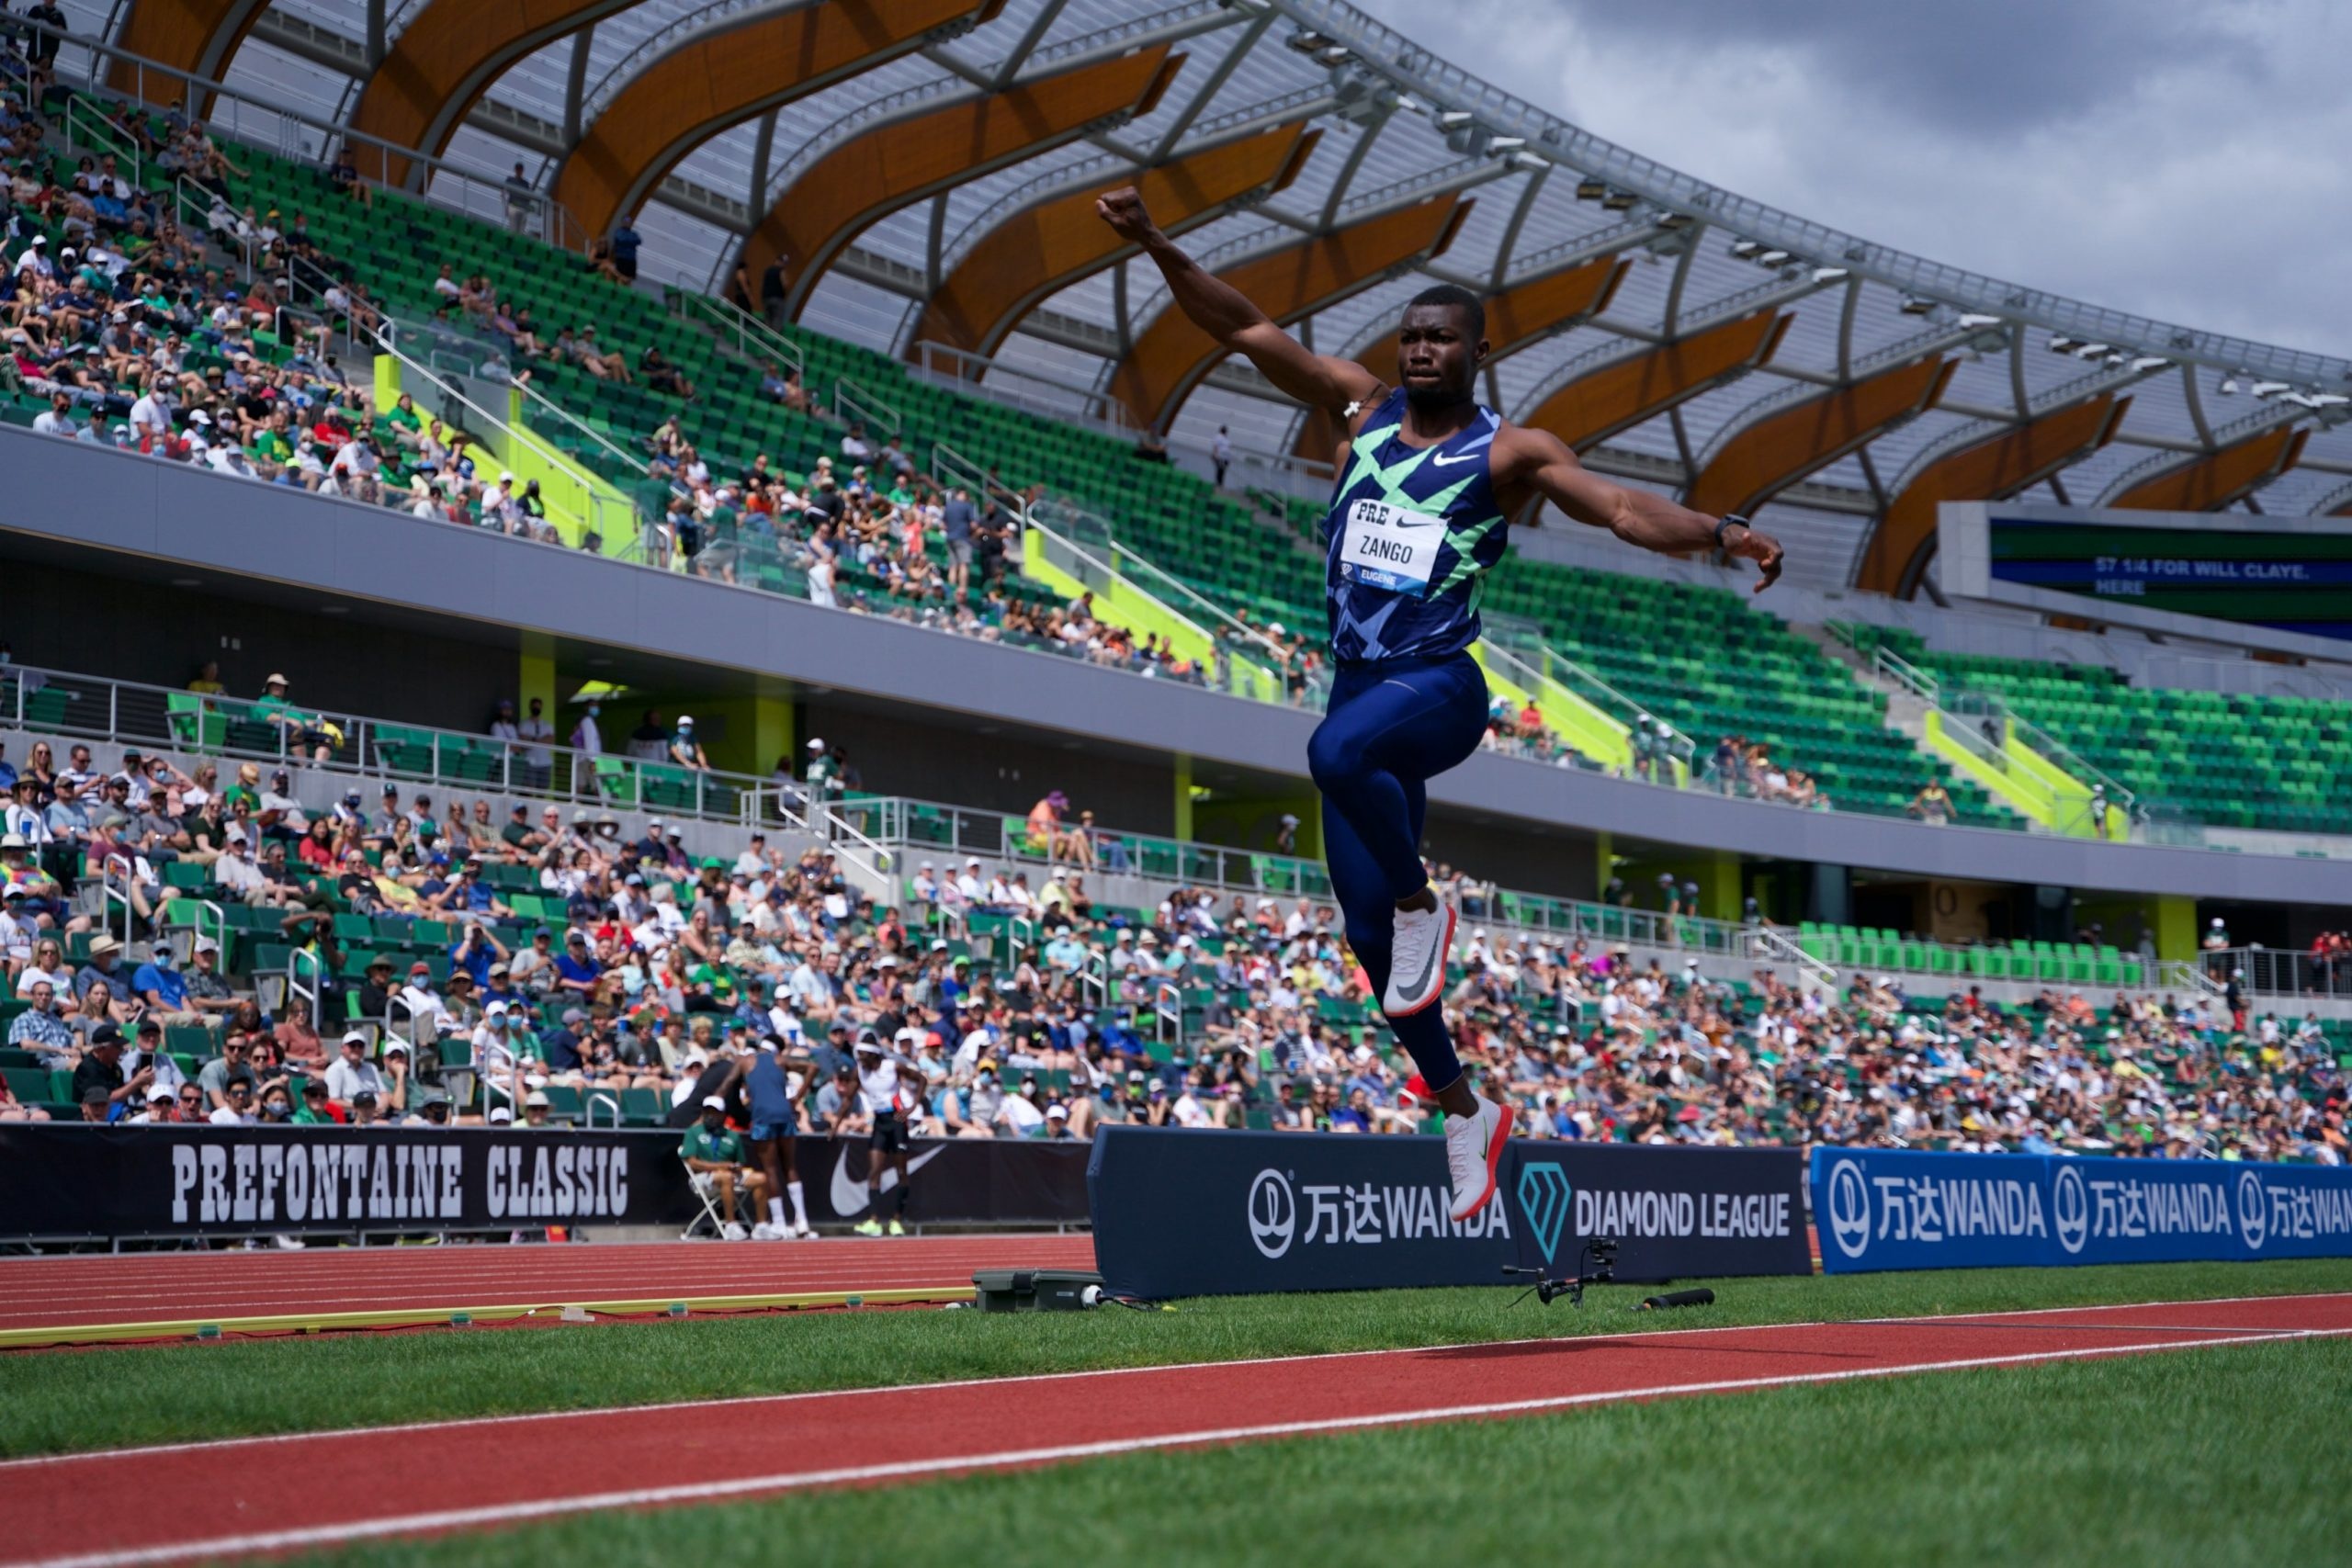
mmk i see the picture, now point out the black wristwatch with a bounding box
[1714,513,1751,547]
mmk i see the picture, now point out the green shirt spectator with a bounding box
[681,1121,745,1167]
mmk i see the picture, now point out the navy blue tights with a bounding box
[1306,652,1489,1094]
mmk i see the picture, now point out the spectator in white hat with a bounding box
[669,716,710,772]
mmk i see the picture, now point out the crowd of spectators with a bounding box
[4,729,2341,1168]
[1702,732,1826,808]
[0,73,583,539]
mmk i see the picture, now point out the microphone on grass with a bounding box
[1636,1288,1716,1312]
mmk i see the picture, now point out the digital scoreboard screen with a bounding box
[1985,519,2352,642]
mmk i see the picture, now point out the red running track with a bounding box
[2,1291,2345,1568]
[0,1235,1097,1335]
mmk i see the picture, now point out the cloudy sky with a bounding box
[1348,0,2351,358]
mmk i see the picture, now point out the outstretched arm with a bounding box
[1498,425,1785,593]
[1097,186,1381,420]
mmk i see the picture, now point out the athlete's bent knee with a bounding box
[1306,721,1361,792]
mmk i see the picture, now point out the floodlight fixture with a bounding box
[1729,239,1763,258]
[1898,296,1936,316]
[1435,109,1476,130]
[1601,188,1638,209]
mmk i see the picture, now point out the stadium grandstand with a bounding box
[1,0,2349,1157]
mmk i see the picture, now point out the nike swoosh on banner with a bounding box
[829,1144,948,1217]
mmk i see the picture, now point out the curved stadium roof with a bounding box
[70,0,2352,593]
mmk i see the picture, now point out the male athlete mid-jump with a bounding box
[1096,186,1785,1223]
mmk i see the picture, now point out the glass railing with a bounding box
[0,660,898,886]
[5,658,2343,997]
[825,791,1758,959]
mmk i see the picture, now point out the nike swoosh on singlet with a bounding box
[1430,451,1484,467]
[830,1143,947,1217]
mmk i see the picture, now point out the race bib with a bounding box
[1339,499,1444,594]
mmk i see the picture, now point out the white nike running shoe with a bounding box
[792,1221,816,1239]
[1382,897,1456,1017]
[721,1222,750,1242]
[1444,1093,1515,1222]
[750,1222,777,1241]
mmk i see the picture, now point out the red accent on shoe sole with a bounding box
[1451,1102,1515,1223]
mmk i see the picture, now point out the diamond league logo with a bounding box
[2236,1169,2268,1251]
[2051,1163,2089,1255]
[1517,1162,1571,1266]
[1247,1168,1296,1258]
[1826,1157,1871,1259]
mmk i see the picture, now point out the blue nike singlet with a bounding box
[1321,388,1510,664]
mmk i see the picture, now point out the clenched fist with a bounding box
[1095,186,1161,246]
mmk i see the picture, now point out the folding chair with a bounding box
[679,1154,752,1240]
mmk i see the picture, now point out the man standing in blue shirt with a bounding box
[608,215,641,283]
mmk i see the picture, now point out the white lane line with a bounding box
[4,1326,2338,1568]
[6,1289,2346,1471]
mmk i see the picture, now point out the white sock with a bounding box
[767,1198,786,1226]
[786,1180,807,1227]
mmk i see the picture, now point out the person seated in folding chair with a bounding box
[680,1093,767,1241]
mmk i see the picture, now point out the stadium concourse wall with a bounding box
[4,426,2345,906]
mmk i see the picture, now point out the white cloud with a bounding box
[1343,0,2352,358]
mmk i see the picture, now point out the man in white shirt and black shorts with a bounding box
[850,1030,919,1236]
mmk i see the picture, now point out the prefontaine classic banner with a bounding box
[1090,1126,1811,1298]
[0,1126,1089,1240]
[1811,1146,2352,1273]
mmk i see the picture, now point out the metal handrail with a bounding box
[98,853,135,952]
[834,377,901,436]
[1749,923,1836,987]
[665,288,805,378]
[367,316,646,548]
[62,93,141,186]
